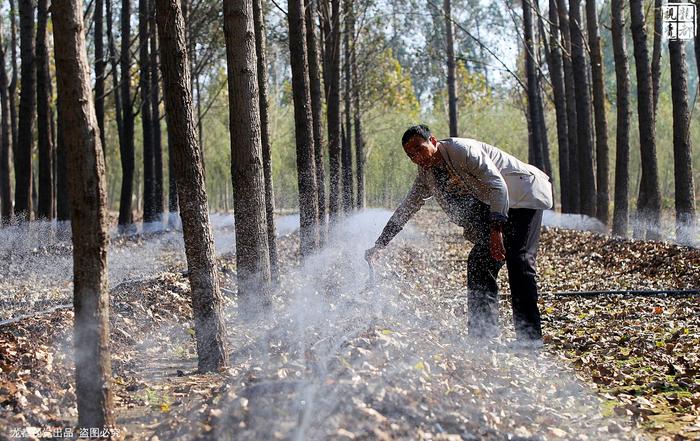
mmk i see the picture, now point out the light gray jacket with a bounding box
[378,137,552,246]
[436,137,553,217]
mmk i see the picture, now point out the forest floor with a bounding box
[1,207,700,440]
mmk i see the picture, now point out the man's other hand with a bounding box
[489,228,506,261]
[365,245,383,262]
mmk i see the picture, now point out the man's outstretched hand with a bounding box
[365,245,384,262]
[489,227,506,262]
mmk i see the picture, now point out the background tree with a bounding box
[157,0,229,371]
[94,0,106,152]
[36,0,52,219]
[651,0,662,115]
[522,0,545,171]
[322,0,342,222]
[611,0,630,237]
[53,0,114,426]
[568,0,595,217]
[9,0,18,165]
[305,0,327,236]
[351,9,364,210]
[253,0,280,281]
[118,0,135,230]
[223,0,273,303]
[630,0,661,239]
[558,0,578,213]
[444,0,457,137]
[668,37,695,239]
[546,0,568,212]
[15,0,36,220]
[140,0,156,223]
[342,0,354,213]
[0,17,12,223]
[585,0,608,224]
[149,0,164,219]
[288,0,320,254]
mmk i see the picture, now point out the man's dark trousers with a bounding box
[466,208,543,341]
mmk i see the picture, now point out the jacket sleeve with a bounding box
[451,142,509,221]
[375,172,430,246]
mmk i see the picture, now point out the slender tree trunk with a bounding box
[322,0,342,222]
[157,0,229,371]
[150,0,163,219]
[53,0,114,426]
[305,0,327,235]
[95,0,106,153]
[118,0,135,230]
[352,20,364,209]
[569,0,595,216]
[630,0,662,239]
[342,1,353,213]
[140,0,156,223]
[444,0,457,136]
[106,0,123,148]
[547,0,568,212]
[36,0,52,219]
[586,0,609,224]
[223,0,273,302]
[55,100,70,221]
[534,0,552,180]
[611,0,630,237]
[253,0,279,281]
[9,0,18,171]
[0,18,12,223]
[669,38,696,240]
[558,0,578,213]
[288,0,320,255]
[651,0,662,115]
[15,0,36,221]
[523,0,545,170]
[167,126,178,217]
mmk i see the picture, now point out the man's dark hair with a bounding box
[401,124,432,146]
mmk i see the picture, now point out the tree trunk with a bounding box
[651,0,662,115]
[15,0,36,221]
[36,0,53,219]
[586,0,609,224]
[157,0,229,371]
[118,0,135,230]
[322,0,341,222]
[140,0,156,223]
[558,0,578,213]
[568,0,595,217]
[669,38,696,240]
[288,0,320,255]
[95,0,106,153]
[342,0,353,213]
[55,101,70,221]
[150,0,163,220]
[305,0,327,235]
[53,0,114,427]
[352,18,364,209]
[630,0,661,239]
[547,0,568,212]
[0,17,12,223]
[253,0,280,281]
[223,0,273,301]
[106,0,123,151]
[9,0,18,172]
[611,0,630,237]
[522,0,544,171]
[444,0,457,136]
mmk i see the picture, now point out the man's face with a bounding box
[403,135,439,169]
